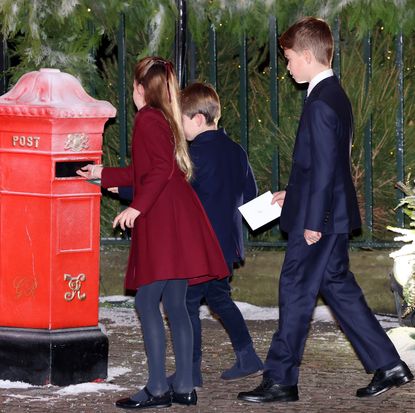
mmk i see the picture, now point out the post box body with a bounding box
[0,69,116,330]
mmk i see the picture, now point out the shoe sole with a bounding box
[237,395,299,403]
[221,369,264,382]
[357,375,414,398]
[115,402,172,410]
[172,401,197,406]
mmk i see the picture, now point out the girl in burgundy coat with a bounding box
[78,56,228,410]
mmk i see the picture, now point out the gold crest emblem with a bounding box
[64,133,89,152]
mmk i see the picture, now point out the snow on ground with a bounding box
[0,299,406,395]
[99,296,400,329]
[0,380,35,390]
[56,367,131,395]
[56,381,125,395]
[387,327,415,369]
[0,366,130,396]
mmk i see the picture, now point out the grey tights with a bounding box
[131,279,193,401]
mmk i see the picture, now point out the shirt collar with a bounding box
[307,69,334,96]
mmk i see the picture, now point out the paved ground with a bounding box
[0,305,414,413]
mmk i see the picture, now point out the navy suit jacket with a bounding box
[189,128,257,264]
[280,76,361,234]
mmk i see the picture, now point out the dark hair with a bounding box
[181,82,221,126]
[279,17,333,66]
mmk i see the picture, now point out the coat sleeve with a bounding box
[101,164,133,188]
[305,100,338,231]
[129,111,176,215]
[101,118,137,188]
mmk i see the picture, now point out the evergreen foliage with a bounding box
[0,0,414,239]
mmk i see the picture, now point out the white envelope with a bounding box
[238,191,281,231]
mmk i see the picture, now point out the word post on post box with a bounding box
[12,135,40,148]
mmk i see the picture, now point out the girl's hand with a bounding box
[107,187,119,194]
[271,190,286,207]
[113,207,141,230]
[76,164,103,179]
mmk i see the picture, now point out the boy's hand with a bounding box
[304,229,322,245]
[271,190,286,207]
[113,207,141,230]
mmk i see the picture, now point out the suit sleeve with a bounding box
[305,101,338,231]
[118,186,134,202]
[129,111,175,215]
[241,150,258,203]
[188,144,213,204]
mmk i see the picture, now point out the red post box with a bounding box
[0,68,116,385]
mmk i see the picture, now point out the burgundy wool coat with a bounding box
[101,106,229,290]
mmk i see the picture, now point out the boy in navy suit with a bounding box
[181,82,263,386]
[238,17,413,403]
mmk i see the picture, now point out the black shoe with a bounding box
[237,377,299,403]
[170,387,197,405]
[115,387,172,409]
[356,360,414,397]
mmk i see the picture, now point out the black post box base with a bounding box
[0,326,108,386]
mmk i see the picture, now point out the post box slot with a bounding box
[55,161,94,178]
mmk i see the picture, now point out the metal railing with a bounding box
[0,5,408,250]
[111,8,408,249]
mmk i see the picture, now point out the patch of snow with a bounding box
[100,296,134,304]
[107,367,131,381]
[387,327,415,369]
[0,367,131,396]
[57,382,126,396]
[99,297,400,328]
[233,302,279,321]
[99,306,139,327]
[0,380,36,389]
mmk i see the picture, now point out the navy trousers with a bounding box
[264,233,400,385]
[186,272,253,363]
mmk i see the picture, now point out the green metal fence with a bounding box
[113,9,408,249]
[0,5,407,250]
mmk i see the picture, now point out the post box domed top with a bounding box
[0,68,116,118]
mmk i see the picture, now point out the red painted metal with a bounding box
[0,68,116,329]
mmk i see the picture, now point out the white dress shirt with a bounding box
[307,69,334,96]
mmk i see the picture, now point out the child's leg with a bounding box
[205,277,252,351]
[206,277,263,379]
[132,280,169,401]
[264,233,336,385]
[186,284,205,363]
[162,279,193,393]
[186,283,208,386]
[319,234,400,372]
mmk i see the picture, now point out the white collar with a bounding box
[307,69,334,96]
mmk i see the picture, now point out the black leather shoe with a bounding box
[356,360,413,397]
[170,387,197,405]
[237,377,299,403]
[115,387,172,409]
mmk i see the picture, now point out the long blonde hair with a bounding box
[134,56,193,180]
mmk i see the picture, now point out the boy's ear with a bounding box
[303,49,313,64]
[194,113,206,127]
